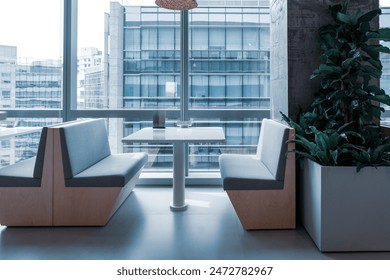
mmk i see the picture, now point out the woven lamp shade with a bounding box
[155,0,198,10]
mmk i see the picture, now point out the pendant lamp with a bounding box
[155,0,198,10]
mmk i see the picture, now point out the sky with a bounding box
[0,0,389,60]
[0,0,156,60]
[0,0,63,59]
[382,0,390,6]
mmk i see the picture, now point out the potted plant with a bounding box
[282,0,390,251]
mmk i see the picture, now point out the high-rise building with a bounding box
[108,1,270,170]
[77,47,105,109]
[0,45,61,166]
[82,65,106,109]
[0,45,16,109]
[16,59,62,109]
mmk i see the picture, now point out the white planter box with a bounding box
[301,158,390,252]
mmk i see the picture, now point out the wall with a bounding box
[271,0,379,121]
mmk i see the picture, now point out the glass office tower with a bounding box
[114,1,270,171]
[0,45,61,166]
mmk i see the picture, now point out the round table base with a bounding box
[170,203,188,212]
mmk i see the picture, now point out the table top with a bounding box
[0,127,42,139]
[122,127,225,143]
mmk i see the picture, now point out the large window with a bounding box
[381,4,390,120]
[6,0,389,177]
[0,0,63,166]
[0,0,63,111]
[1,0,271,181]
[121,2,270,172]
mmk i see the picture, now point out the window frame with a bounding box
[4,0,271,185]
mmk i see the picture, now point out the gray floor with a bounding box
[0,187,389,260]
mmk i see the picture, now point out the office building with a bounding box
[0,45,61,166]
[108,1,270,170]
[77,47,106,109]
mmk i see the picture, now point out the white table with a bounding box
[122,127,225,211]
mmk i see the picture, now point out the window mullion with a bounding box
[180,10,189,122]
[180,10,190,175]
[63,0,78,121]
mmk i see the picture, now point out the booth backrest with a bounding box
[0,126,48,187]
[257,119,290,181]
[59,119,111,179]
[33,127,48,179]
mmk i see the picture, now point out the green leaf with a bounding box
[280,112,306,136]
[336,122,353,133]
[349,99,360,110]
[323,49,340,59]
[360,21,370,34]
[367,58,382,70]
[348,49,361,59]
[330,4,344,20]
[370,94,390,106]
[367,28,390,41]
[341,0,349,13]
[368,106,383,119]
[330,149,339,164]
[366,45,390,54]
[328,132,341,149]
[359,65,381,78]
[372,144,390,162]
[318,64,342,74]
[310,70,321,80]
[315,150,332,165]
[293,150,318,163]
[343,132,366,144]
[357,9,381,24]
[336,10,361,26]
[342,57,356,69]
[367,85,385,95]
[314,132,329,152]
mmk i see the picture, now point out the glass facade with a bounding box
[0,46,62,166]
[77,47,105,109]
[119,2,270,171]
[16,60,62,109]
[0,0,271,174]
[0,0,63,167]
[121,5,269,110]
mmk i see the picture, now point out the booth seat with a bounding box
[0,127,54,226]
[219,118,296,230]
[0,119,148,226]
[52,119,148,226]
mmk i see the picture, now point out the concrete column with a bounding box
[270,0,379,121]
[109,2,124,110]
[108,2,125,153]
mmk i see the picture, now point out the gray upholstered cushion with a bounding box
[59,119,111,179]
[0,158,41,187]
[33,127,48,179]
[259,119,289,181]
[65,153,148,187]
[219,154,284,191]
[255,119,266,159]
